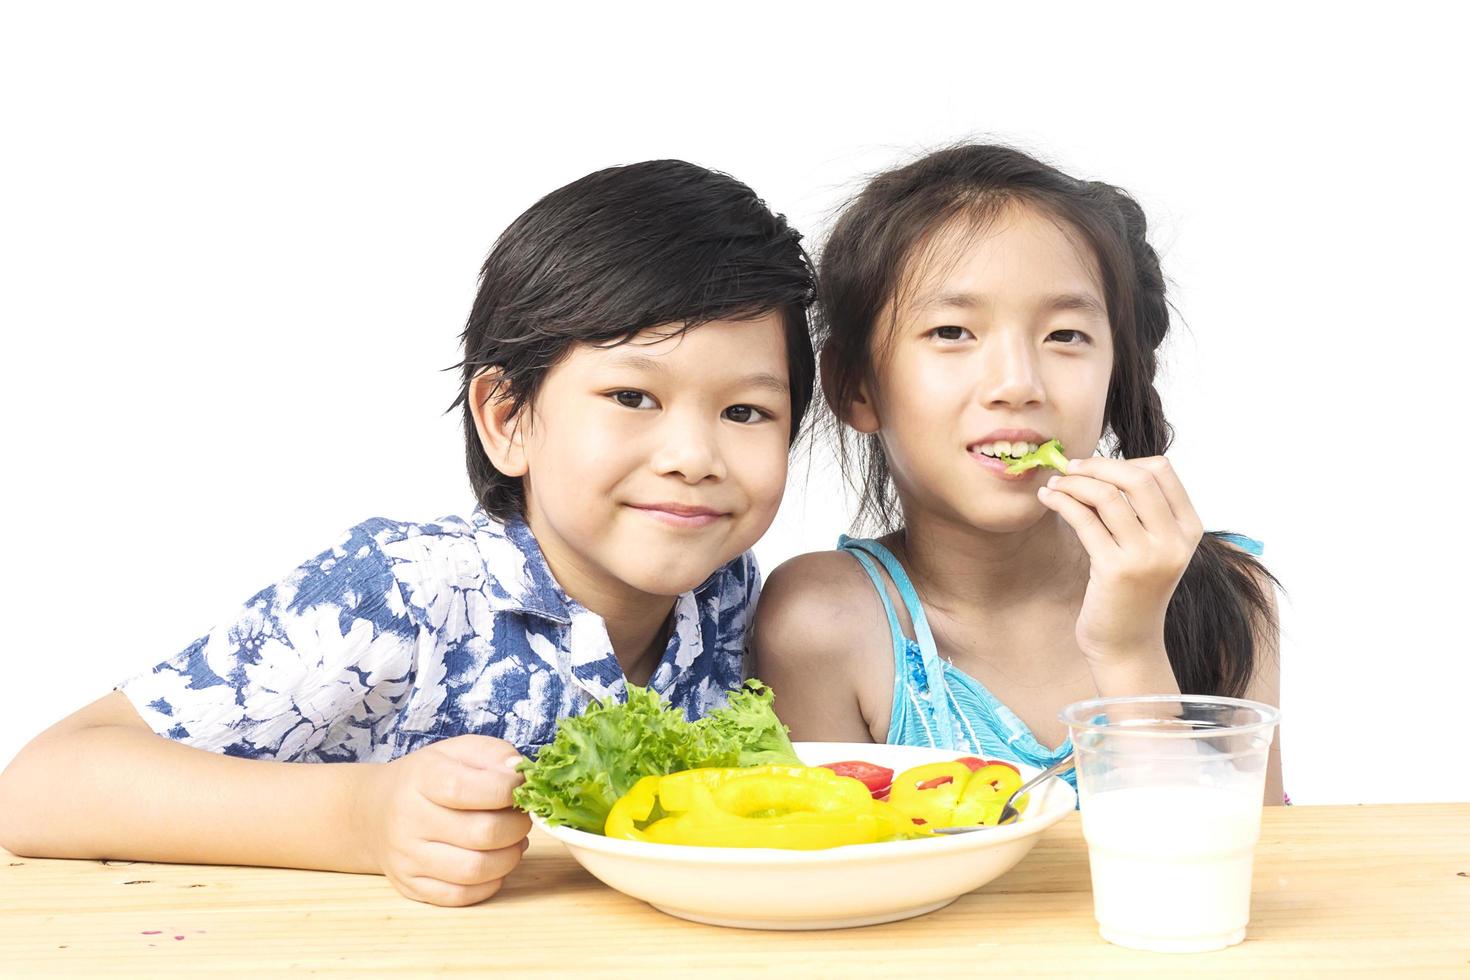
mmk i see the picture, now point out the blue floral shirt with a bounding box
[119,511,757,763]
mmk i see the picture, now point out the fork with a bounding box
[929,752,1076,834]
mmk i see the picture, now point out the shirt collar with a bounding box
[469,510,574,623]
[468,508,718,702]
[470,508,727,623]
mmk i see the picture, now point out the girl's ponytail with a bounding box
[1166,533,1279,698]
[1108,187,1280,698]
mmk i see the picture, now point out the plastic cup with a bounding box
[1060,695,1280,953]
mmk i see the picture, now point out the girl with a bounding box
[754,144,1282,803]
[0,159,818,903]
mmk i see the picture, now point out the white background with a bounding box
[2,2,1465,803]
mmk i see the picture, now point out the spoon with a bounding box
[930,752,1076,834]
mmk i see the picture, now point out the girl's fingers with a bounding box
[1063,457,1176,535]
[1038,484,1122,559]
[1044,473,1148,550]
[1130,456,1204,537]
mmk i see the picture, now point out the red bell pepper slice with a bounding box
[819,760,895,797]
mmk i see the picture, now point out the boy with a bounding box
[0,160,815,906]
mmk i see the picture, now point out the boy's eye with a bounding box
[722,405,769,424]
[930,325,971,342]
[611,390,656,409]
[1047,329,1091,345]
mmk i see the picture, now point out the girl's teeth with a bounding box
[975,440,1044,458]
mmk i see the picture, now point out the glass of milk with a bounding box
[1060,695,1280,953]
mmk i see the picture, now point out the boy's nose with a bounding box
[650,415,726,484]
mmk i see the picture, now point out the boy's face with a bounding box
[485,315,792,603]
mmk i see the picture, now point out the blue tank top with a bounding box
[837,533,1265,792]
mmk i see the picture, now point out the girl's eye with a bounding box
[722,405,769,424]
[931,325,971,342]
[1048,329,1091,345]
[611,390,655,409]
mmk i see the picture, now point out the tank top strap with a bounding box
[836,539,910,666]
[1214,531,1265,556]
[837,535,959,750]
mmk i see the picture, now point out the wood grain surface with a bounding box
[2,804,1467,976]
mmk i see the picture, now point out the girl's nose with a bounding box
[979,333,1045,407]
[650,413,726,484]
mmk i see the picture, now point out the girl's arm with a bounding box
[752,553,883,742]
[0,691,531,905]
[1242,584,1285,806]
[1038,457,1283,804]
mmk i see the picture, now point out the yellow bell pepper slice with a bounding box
[886,761,973,826]
[951,763,1026,826]
[888,759,1028,828]
[603,765,920,849]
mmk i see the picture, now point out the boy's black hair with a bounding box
[451,160,816,523]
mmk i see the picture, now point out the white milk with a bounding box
[1081,785,1263,953]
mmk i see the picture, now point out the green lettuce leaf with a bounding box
[687,680,800,769]
[511,685,690,833]
[512,679,799,833]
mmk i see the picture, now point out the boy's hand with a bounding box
[353,734,531,907]
[1037,455,1203,678]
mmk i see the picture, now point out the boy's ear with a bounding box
[469,368,529,477]
[820,345,881,434]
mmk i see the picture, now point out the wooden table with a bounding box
[2,804,1466,976]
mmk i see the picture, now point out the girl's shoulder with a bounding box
[753,549,894,671]
[758,549,880,624]
[752,548,898,742]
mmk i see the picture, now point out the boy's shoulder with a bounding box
[346,510,574,624]
[348,512,482,549]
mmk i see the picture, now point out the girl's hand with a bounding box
[1037,456,1203,675]
[352,735,531,906]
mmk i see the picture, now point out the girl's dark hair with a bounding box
[819,143,1276,699]
[452,160,816,523]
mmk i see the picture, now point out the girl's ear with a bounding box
[821,345,881,434]
[844,379,881,434]
[469,368,529,477]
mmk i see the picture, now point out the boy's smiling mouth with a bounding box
[626,502,730,529]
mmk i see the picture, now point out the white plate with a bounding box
[531,741,1076,930]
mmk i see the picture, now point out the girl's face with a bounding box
[486,315,792,602]
[851,203,1114,533]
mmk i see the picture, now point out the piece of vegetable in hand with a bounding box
[1004,438,1069,475]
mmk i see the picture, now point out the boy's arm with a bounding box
[0,691,371,871]
[0,691,531,906]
